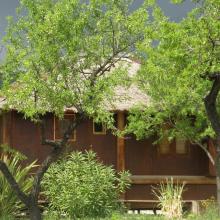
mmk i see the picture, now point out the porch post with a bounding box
[117,111,125,171]
[2,111,11,145]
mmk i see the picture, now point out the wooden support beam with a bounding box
[2,112,10,145]
[117,111,125,171]
[120,199,202,211]
[130,175,216,185]
[2,113,6,144]
[117,112,126,200]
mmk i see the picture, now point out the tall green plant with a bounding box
[0,145,37,217]
[152,178,185,219]
[42,151,130,219]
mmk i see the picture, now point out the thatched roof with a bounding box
[0,59,150,112]
[0,97,7,110]
[110,84,150,111]
[107,59,150,111]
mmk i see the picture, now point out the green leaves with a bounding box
[42,151,130,218]
[128,0,220,143]
[0,145,37,216]
[1,0,152,124]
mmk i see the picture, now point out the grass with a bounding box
[43,213,167,220]
[42,213,220,220]
[2,208,220,220]
[3,214,219,220]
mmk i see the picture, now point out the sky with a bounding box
[0,0,195,58]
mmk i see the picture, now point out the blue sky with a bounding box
[0,0,195,58]
[0,0,195,39]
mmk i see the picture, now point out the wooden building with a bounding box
[0,60,216,209]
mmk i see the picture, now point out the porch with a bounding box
[123,175,216,211]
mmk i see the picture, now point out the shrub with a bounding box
[195,197,219,220]
[152,178,185,219]
[0,145,37,217]
[42,151,130,219]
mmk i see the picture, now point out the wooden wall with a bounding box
[126,184,216,201]
[1,110,216,202]
[10,111,52,163]
[125,135,209,176]
[5,111,117,168]
[1,110,211,176]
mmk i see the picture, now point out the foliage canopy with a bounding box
[127,0,220,144]
[1,0,154,125]
[0,1,155,219]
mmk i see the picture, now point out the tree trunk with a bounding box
[29,203,42,220]
[216,148,220,204]
[204,74,220,208]
[217,177,220,206]
[0,115,84,220]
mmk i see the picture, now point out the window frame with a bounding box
[92,120,106,135]
[175,138,188,155]
[157,137,189,157]
[158,137,171,155]
[54,113,76,141]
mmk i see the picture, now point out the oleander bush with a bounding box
[42,151,130,219]
[0,145,37,217]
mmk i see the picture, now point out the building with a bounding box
[0,59,216,210]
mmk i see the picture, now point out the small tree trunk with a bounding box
[216,176,220,206]
[0,116,84,220]
[204,75,220,209]
[215,149,220,206]
[29,204,42,220]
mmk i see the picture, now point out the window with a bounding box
[176,138,187,154]
[54,113,76,141]
[158,126,171,155]
[93,121,106,135]
[158,137,188,155]
[159,137,170,154]
[158,124,188,156]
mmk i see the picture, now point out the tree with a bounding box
[126,0,220,206]
[0,0,154,219]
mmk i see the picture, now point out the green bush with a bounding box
[42,151,130,219]
[0,145,37,217]
[187,197,220,220]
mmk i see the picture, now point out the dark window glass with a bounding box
[93,121,106,134]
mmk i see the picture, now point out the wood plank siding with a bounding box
[117,111,125,171]
[0,110,217,205]
[130,175,216,185]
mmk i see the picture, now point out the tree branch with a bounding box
[167,115,215,164]
[0,160,30,206]
[40,119,60,148]
[191,141,215,165]
[31,113,85,199]
[61,113,85,145]
[91,41,135,79]
[204,74,220,136]
[30,146,63,200]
